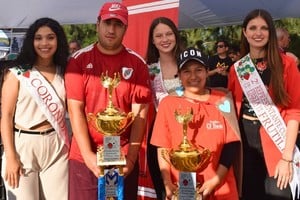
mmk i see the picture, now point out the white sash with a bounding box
[10,66,70,149]
[234,54,300,199]
[150,62,169,109]
[149,61,183,110]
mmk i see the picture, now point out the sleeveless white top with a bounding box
[14,67,66,129]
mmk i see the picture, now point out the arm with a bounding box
[274,119,299,190]
[274,56,300,189]
[207,68,219,76]
[67,99,101,177]
[208,67,228,77]
[1,71,24,188]
[124,103,149,176]
[157,147,177,200]
[198,142,239,198]
[199,164,229,199]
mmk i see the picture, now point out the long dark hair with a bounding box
[240,9,289,106]
[12,17,69,75]
[145,17,181,64]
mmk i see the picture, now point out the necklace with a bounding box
[252,58,267,74]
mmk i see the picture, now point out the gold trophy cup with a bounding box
[88,72,134,199]
[162,108,211,200]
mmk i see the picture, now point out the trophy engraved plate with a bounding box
[178,172,197,200]
[103,136,121,162]
[88,72,134,200]
[162,108,211,200]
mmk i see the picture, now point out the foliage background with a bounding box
[63,18,300,58]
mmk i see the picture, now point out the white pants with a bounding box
[1,131,69,200]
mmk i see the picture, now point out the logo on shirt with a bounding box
[206,120,223,130]
[86,63,93,69]
[122,67,133,80]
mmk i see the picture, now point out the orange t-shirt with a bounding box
[151,89,239,200]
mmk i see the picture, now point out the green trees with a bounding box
[62,18,300,58]
[180,18,300,58]
[63,24,97,48]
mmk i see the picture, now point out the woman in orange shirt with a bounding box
[151,47,241,200]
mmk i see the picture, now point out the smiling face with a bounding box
[152,23,176,55]
[243,16,269,51]
[33,26,57,61]
[179,60,208,95]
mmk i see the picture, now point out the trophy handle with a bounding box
[161,148,172,166]
[118,112,134,133]
[196,148,211,172]
[87,113,98,131]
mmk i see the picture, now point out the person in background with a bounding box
[228,44,241,62]
[65,2,152,200]
[228,9,300,200]
[1,17,69,200]
[151,47,241,200]
[276,27,299,66]
[195,39,205,53]
[66,39,81,135]
[68,39,81,55]
[144,16,182,200]
[179,35,188,51]
[207,39,233,88]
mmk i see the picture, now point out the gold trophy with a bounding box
[162,108,211,200]
[88,72,134,200]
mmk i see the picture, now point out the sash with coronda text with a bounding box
[234,54,300,199]
[10,66,69,148]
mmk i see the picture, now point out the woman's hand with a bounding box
[274,159,293,190]
[123,157,135,177]
[5,155,24,188]
[198,175,220,199]
[164,181,177,200]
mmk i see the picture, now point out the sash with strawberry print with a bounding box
[148,61,183,110]
[10,66,70,149]
[234,54,300,199]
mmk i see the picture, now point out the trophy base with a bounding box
[172,194,203,200]
[172,188,203,200]
[98,159,126,166]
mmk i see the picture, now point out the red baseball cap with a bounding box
[98,2,128,25]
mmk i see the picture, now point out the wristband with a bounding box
[281,157,293,163]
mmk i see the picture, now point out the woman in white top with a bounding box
[144,17,182,200]
[1,17,69,200]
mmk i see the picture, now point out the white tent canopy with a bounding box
[1,0,300,29]
[178,0,300,29]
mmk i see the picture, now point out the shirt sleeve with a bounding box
[64,57,85,101]
[150,98,172,148]
[219,141,239,168]
[131,61,152,105]
[282,55,300,122]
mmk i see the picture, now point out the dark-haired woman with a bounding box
[1,17,69,200]
[144,17,183,200]
[228,9,300,200]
